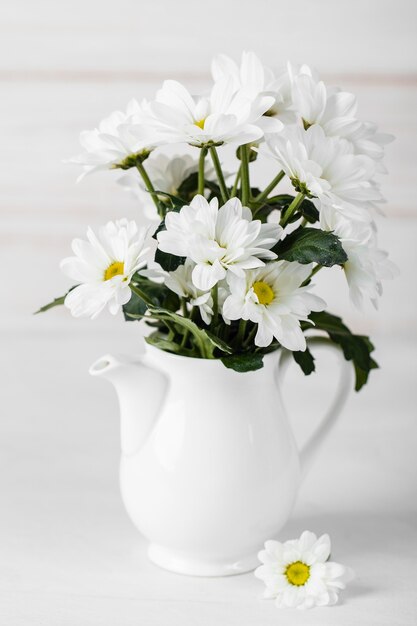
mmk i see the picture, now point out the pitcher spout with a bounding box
[89,353,168,456]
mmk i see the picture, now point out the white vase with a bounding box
[89,338,351,577]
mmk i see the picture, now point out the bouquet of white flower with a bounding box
[39,52,397,390]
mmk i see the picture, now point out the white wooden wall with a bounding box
[2,0,416,337]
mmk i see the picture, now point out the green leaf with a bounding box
[221,352,264,373]
[149,307,230,358]
[205,331,233,355]
[123,289,148,321]
[35,287,76,314]
[253,194,319,224]
[308,311,378,391]
[298,198,320,224]
[277,195,319,224]
[162,289,181,312]
[152,190,188,210]
[273,227,347,267]
[154,248,185,272]
[145,331,193,355]
[354,356,378,392]
[132,275,180,307]
[124,277,181,321]
[204,179,223,201]
[176,172,198,196]
[293,347,316,375]
[168,171,223,203]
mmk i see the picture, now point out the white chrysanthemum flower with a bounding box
[344,239,398,309]
[266,125,381,223]
[157,195,282,291]
[289,64,393,170]
[144,79,274,147]
[165,260,214,324]
[342,120,394,174]
[322,214,398,309]
[222,261,325,351]
[140,259,214,324]
[255,531,353,609]
[60,219,151,319]
[290,63,359,136]
[118,152,216,220]
[211,51,294,131]
[69,99,157,180]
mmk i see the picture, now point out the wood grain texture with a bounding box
[2,0,417,74]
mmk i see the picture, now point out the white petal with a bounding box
[192,261,226,291]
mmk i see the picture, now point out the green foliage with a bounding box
[307,311,378,391]
[205,330,233,354]
[37,147,382,394]
[35,288,76,314]
[273,227,348,267]
[154,248,185,272]
[221,352,265,372]
[176,172,198,196]
[149,307,232,359]
[123,276,180,321]
[122,290,148,321]
[251,194,319,224]
[124,278,235,359]
[292,347,315,375]
[152,191,188,212]
[278,195,319,224]
[168,172,223,204]
[145,331,192,355]
[204,179,223,201]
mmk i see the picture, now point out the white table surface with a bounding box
[1,326,417,625]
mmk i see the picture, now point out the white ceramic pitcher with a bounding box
[89,337,351,577]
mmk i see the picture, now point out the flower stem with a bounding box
[280,192,305,227]
[209,146,229,203]
[180,299,191,348]
[136,162,163,218]
[130,283,154,307]
[243,324,257,347]
[301,264,323,287]
[180,332,188,349]
[236,318,247,346]
[240,145,251,207]
[212,283,219,326]
[254,170,285,203]
[231,167,241,198]
[197,147,207,196]
[181,298,188,318]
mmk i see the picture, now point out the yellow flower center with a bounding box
[253,281,275,305]
[264,106,278,117]
[104,261,125,281]
[285,561,310,586]
[194,118,206,129]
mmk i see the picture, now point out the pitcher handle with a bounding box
[276,337,352,480]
